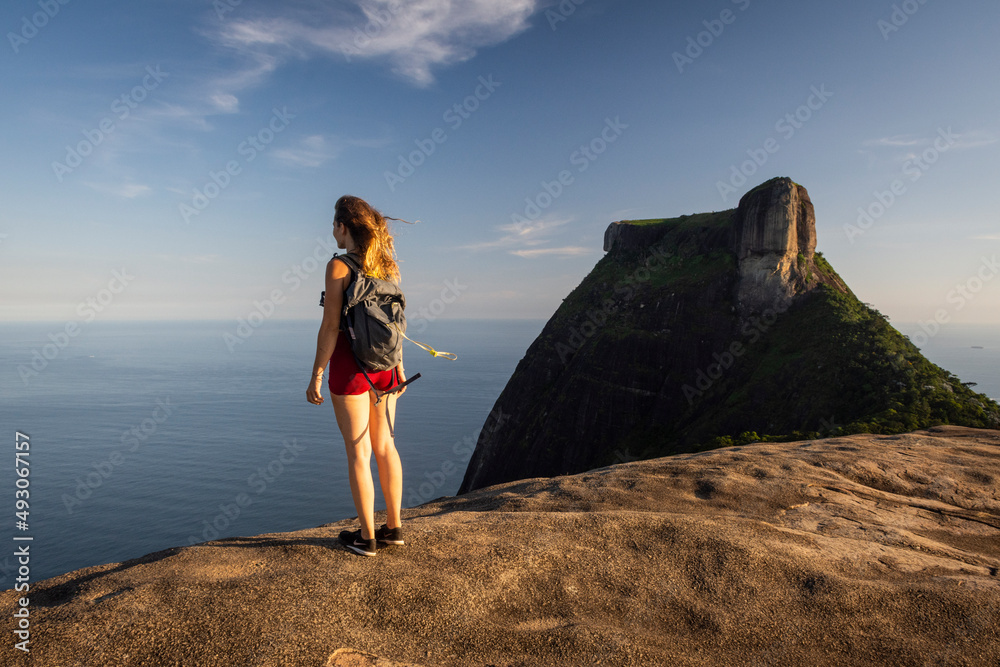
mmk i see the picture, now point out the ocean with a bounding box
[1,318,997,587]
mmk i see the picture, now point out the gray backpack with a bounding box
[336,252,406,372]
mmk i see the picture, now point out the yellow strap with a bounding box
[397,327,458,361]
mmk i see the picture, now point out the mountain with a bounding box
[460,177,1000,493]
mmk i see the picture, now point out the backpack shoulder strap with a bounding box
[320,253,360,309]
[334,252,362,276]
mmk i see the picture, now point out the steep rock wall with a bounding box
[732,177,821,316]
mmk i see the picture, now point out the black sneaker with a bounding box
[374,524,404,546]
[339,529,376,557]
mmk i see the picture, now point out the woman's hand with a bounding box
[307,374,324,405]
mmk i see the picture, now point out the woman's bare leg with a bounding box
[332,393,376,540]
[369,391,403,529]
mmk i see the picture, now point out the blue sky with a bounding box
[2,0,998,329]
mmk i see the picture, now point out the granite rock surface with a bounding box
[5,426,999,666]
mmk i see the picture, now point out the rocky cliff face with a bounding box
[604,177,841,318]
[459,178,1000,494]
[732,178,819,315]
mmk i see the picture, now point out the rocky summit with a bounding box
[731,177,821,316]
[4,426,999,666]
[459,177,1000,494]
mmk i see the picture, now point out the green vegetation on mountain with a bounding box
[561,243,999,464]
[638,271,1000,457]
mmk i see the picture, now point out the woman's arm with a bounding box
[306,258,351,405]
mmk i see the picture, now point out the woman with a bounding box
[306,195,407,557]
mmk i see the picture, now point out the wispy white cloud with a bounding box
[78,0,536,182]
[270,133,392,168]
[863,135,922,148]
[858,129,998,173]
[213,0,541,86]
[272,134,340,168]
[949,130,999,150]
[464,214,592,259]
[863,129,998,153]
[138,102,215,132]
[497,216,570,237]
[201,50,280,109]
[463,214,572,252]
[972,233,1000,241]
[210,93,240,113]
[83,182,152,198]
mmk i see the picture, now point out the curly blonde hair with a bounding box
[334,195,401,283]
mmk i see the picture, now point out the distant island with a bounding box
[461,177,1000,492]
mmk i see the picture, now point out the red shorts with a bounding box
[327,330,399,396]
